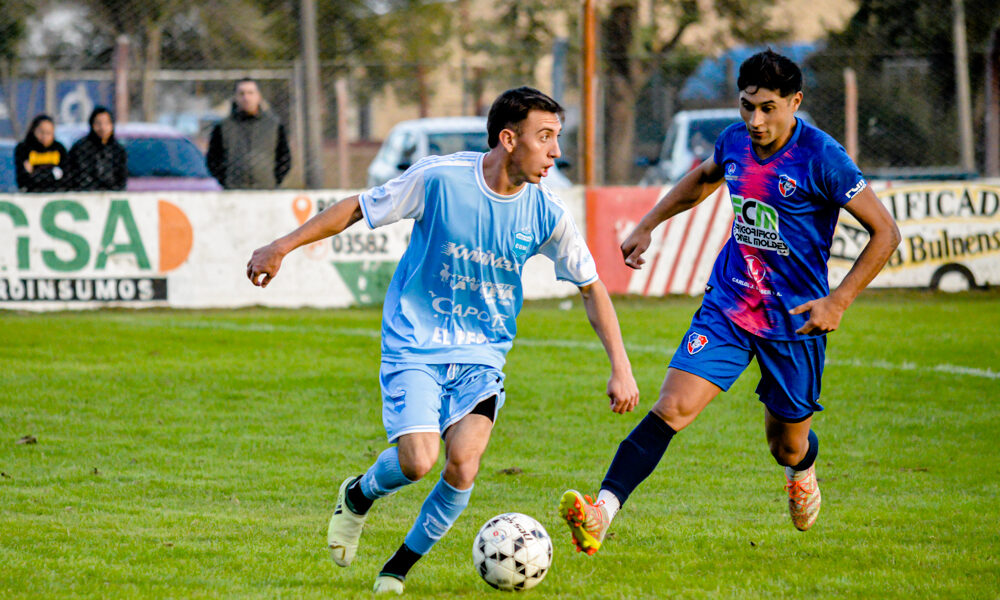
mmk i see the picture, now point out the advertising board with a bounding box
[0,189,584,311]
[587,181,1000,296]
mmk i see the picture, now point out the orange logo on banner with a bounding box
[292,196,312,225]
[158,200,193,272]
[292,195,328,259]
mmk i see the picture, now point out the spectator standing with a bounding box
[206,78,291,189]
[15,114,69,192]
[67,107,127,191]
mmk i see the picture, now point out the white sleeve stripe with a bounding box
[358,193,377,229]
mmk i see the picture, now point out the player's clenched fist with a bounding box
[620,227,652,270]
[607,370,640,414]
[247,243,286,288]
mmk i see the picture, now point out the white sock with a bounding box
[596,489,621,521]
[785,466,810,481]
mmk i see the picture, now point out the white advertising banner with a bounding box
[829,181,1000,290]
[0,188,585,311]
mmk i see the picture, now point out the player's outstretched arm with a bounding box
[247,195,364,287]
[578,280,639,414]
[790,186,901,334]
[621,157,725,269]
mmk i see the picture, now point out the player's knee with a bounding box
[398,449,438,481]
[443,454,480,489]
[769,439,806,466]
[650,396,693,431]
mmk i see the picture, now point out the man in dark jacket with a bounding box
[68,107,128,191]
[206,78,291,189]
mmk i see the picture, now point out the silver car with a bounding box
[367,116,572,188]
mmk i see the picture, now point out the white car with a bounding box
[367,116,572,188]
[639,108,814,186]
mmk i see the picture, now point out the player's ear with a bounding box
[789,91,803,111]
[498,128,517,153]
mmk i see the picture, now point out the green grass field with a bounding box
[2,290,999,599]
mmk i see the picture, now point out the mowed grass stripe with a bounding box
[93,310,1000,381]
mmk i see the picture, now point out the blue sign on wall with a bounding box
[0,80,114,138]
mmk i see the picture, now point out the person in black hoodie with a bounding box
[14,114,69,192]
[67,107,127,191]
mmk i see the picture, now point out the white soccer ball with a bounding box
[472,512,553,591]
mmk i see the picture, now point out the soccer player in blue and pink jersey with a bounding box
[246,87,640,594]
[559,50,900,553]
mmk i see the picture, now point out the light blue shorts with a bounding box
[379,362,507,443]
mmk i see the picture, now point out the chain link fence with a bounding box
[2,0,999,191]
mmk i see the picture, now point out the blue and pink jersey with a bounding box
[705,117,867,341]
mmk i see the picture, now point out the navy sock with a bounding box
[600,412,676,506]
[789,430,819,471]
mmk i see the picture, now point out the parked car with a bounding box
[367,117,573,188]
[0,139,17,192]
[57,122,222,191]
[639,108,814,186]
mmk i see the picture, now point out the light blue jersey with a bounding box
[358,151,597,369]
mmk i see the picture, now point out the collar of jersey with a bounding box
[475,153,528,203]
[750,116,805,166]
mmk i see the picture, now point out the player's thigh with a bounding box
[751,335,826,423]
[652,368,723,430]
[440,364,505,438]
[396,431,443,479]
[661,305,753,429]
[443,412,494,466]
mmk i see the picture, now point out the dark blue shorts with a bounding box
[668,304,826,422]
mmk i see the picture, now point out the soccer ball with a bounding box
[472,512,553,591]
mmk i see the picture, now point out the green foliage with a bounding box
[467,0,580,92]
[0,4,33,62]
[1,290,999,597]
[805,0,1000,169]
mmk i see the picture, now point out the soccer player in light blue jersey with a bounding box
[559,50,901,555]
[247,87,640,594]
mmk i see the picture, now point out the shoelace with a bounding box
[581,495,608,532]
[785,477,816,503]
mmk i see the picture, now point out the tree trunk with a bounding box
[602,2,638,184]
[604,71,638,183]
[142,23,162,122]
[416,63,429,118]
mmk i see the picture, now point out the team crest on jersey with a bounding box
[778,174,797,197]
[725,162,739,181]
[687,332,709,355]
[513,231,533,257]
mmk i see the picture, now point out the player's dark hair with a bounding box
[487,87,564,149]
[234,77,258,93]
[737,49,802,97]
